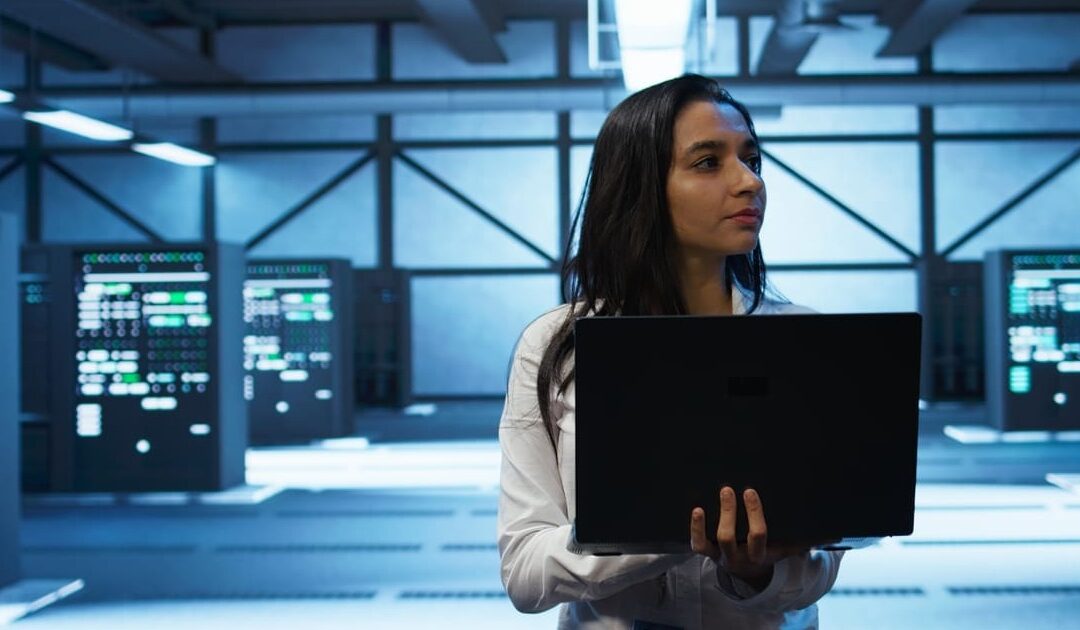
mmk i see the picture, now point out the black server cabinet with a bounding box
[1,213,20,587]
[923,262,985,402]
[51,243,246,492]
[985,249,1080,431]
[19,245,64,492]
[245,259,354,444]
[353,269,411,407]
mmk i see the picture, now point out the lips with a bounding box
[729,207,762,219]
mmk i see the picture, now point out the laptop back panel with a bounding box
[573,313,921,554]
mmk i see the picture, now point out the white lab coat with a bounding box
[498,288,844,629]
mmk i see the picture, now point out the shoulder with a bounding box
[517,303,576,355]
[734,286,817,316]
[752,295,818,315]
[760,299,817,315]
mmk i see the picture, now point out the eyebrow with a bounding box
[682,137,759,160]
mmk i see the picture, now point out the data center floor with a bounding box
[11,401,1080,628]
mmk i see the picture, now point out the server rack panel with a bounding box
[353,269,411,407]
[245,259,354,444]
[1,213,20,587]
[20,247,55,418]
[924,262,985,401]
[18,245,66,492]
[54,243,246,492]
[985,249,1080,431]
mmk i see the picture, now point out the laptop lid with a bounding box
[572,312,921,555]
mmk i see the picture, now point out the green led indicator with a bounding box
[1008,366,1031,394]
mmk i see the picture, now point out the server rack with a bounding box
[1,213,20,587]
[354,269,411,407]
[51,242,246,492]
[18,245,64,492]
[245,258,354,444]
[924,262,985,401]
[985,249,1080,431]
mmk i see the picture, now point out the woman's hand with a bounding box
[689,487,809,590]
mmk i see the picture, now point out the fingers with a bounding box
[717,486,738,561]
[689,507,716,556]
[743,488,768,565]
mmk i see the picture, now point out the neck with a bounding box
[678,253,731,316]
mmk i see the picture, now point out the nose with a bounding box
[732,161,763,197]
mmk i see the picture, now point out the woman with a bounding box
[498,74,843,629]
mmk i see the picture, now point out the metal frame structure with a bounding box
[2,14,1077,400]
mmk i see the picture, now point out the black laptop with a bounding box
[572,312,921,555]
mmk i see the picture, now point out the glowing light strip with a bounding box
[132,142,216,167]
[23,110,133,141]
[1014,269,1080,280]
[244,278,333,289]
[83,272,210,283]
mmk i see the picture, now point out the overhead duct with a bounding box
[39,75,1080,119]
[756,0,846,75]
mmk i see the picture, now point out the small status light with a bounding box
[135,439,151,454]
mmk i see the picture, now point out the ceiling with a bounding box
[0,0,1076,86]
[98,0,1080,25]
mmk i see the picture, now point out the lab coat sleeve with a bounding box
[497,322,688,613]
[707,549,845,612]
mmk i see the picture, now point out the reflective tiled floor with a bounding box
[11,403,1080,628]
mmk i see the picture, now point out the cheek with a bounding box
[666,182,697,228]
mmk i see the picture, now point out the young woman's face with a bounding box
[666,100,765,260]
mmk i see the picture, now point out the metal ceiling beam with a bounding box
[878,0,982,57]
[154,0,217,31]
[756,0,819,75]
[38,73,1080,118]
[0,0,239,83]
[414,0,506,63]
[876,0,922,30]
[0,17,109,72]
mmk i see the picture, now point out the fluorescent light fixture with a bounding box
[0,89,14,103]
[619,48,687,93]
[614,0,693,92]
[22,109,133,141]
[132,142,216,167]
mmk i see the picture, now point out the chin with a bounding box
[726,235,759,256]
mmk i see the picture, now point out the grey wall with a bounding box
[1,16,1077,397]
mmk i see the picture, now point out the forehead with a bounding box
[672,100,751,144]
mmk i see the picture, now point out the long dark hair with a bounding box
[536,74,770,447]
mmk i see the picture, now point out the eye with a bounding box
[693,156,718,171]
[743,154,762,175]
